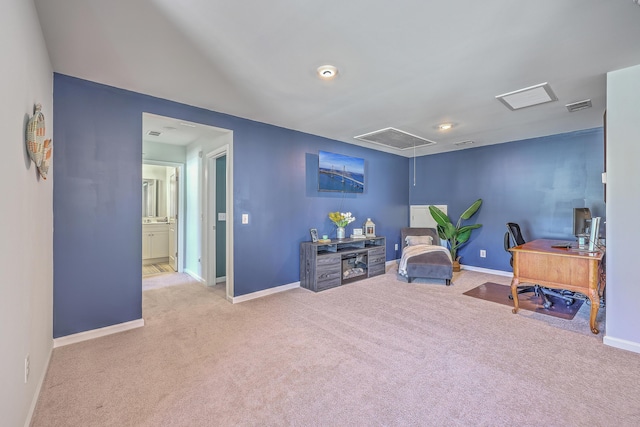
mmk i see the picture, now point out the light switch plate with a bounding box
[242,214,249,224]
[218,212,226,221]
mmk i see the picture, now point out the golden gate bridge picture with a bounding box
[318,151,364,193]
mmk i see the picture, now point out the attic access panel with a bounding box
[354,128,436,150]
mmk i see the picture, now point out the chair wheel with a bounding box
[565,299,574,306]
[508,295,514,300]
[543,301,553,309]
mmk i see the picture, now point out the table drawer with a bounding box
[369,264,386,277]
[317,266,341,281]
[317,276,341,291]
[368,247,385,257]
[317,254,341,267]
[369,255,386,266]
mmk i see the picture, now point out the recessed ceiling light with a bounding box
[438,123,453,131]
[317,65,338,80]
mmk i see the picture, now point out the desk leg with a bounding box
[510,276,520,314]
[588,263,600,335]
[588,287,600,335]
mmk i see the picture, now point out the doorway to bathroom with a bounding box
[142,162,183,287]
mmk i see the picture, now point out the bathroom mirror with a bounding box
[142,178,160,217]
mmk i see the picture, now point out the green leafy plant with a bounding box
[429,199,483,261]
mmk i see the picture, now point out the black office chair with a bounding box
[504,222,575,309]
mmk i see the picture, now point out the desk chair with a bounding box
[504,222,575,309]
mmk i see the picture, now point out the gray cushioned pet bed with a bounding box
[399,227,453,286]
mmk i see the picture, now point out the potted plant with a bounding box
[428,199,483,271]
[328,211,356,239]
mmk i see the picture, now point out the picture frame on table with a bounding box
[309,228,318,243]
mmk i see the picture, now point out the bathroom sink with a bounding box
[143,218,169,224]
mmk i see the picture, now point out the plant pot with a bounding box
[452,259,461,272]
[336,227,345,239]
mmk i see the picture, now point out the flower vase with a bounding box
[336,227,346,239]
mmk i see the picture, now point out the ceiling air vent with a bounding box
[565,99,592,113]
[147,130,162,137]
[453,140,474,147]
[354,127,436,150]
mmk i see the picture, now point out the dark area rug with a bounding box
[463,282,584,320]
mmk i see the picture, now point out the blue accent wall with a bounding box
[53,77,143,338]
[53,74,408,336]
[232,123,409,294]
[409,128,605,271]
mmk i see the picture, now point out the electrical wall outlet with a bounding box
[242,213,249,224]
[394,243,398,251]
[24,354,30,384]
[480,249,486,258]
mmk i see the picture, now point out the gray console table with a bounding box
[300,236,386,292]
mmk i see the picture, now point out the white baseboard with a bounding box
[53,319,145,348]
[232,281,300,303]
[24,346,53,427]
[216,276,226,283]
[603,335,640,354]
[184,269,205,283]
[461,264,513,277]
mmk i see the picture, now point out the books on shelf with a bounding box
[350,234,366,239]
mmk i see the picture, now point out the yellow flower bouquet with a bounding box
[328,212,356,227]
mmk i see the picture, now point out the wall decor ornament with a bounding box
[25,103,52,180]
[39,138,52,179]
[364,218,376,237]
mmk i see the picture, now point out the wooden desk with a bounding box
[509,239,605,334]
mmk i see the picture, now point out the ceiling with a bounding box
[34,0,640,157]
[142,113,229,147]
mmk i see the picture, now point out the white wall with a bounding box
[604,63,640,353]
[0,1,54,425]
[142,140,186,164]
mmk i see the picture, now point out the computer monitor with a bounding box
[573,208,592,237]
[589,217,601,251]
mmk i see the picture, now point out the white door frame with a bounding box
[168,169,179,271]
[143,160,185,273]
[204,145,233,300]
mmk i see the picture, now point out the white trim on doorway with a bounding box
[204,144,234,301]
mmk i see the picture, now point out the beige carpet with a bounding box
[31,268,640,426]
[142,272,202,292]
